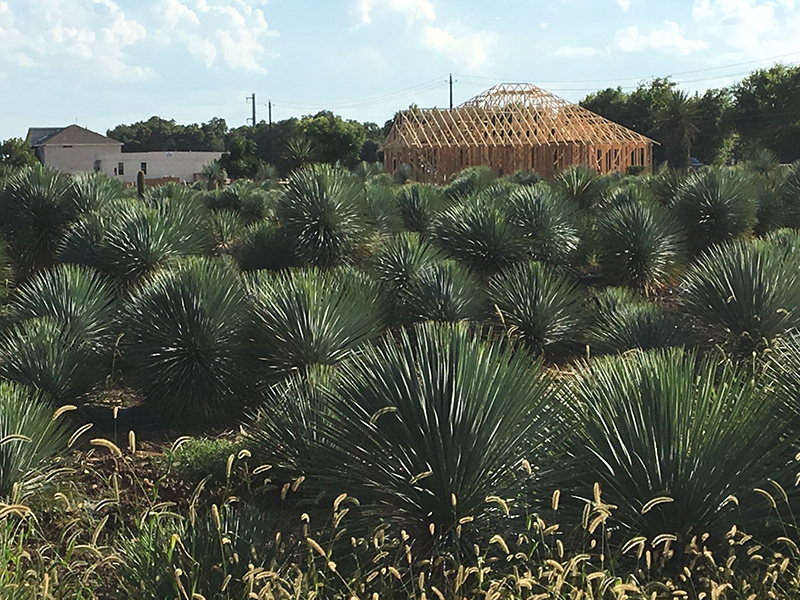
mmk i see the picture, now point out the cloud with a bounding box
[554,45,599,58]
[359,0,436,25]
[615,21,708,55]
[618,0,631,10]
[163,0,199,28]
[424,26,499,70]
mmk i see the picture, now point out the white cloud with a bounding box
[554,45,599,58]
[618,0,631,10]
[163,0,199,28]
[359,0,436,25]
[424,26,499,70]
[186,35,217,67]
[616,21,708,55]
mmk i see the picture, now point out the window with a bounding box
[118,162,124,176]
[140,162,147,175]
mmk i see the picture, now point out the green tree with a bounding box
[219,136,263,180]
[654,90,701,169]
[0,138,38,168]
[297,111,367,168]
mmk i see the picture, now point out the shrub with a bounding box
[235,221,295,272]
[0,382,71,499]
[443,165,496,200]
[672,167,759,255]
[433,194,526,279]
[507,184,582,268]
[595,196,686,292]
[680,238,800,356]
[160,437,238,485]
[564,348,798,539]
[404,261,485,323]
[248,323,563,541]
[276,164,371,268]
[247,268,383,382]
[396,184,446,234]
[205,180,275,224]
[489,261,585,356]
[122,258,250,423]
[555,165,605,212]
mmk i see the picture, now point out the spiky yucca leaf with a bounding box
[122,258,250,422]
[369,233,445,325]
[396,184,446,234]
[444,165,496,200]
[10,264,117,344]
[248,268,383,382]
[276,164,371,268]
[404,261,485,324]
[206,180,276,224]
[0,165,79,278]
[71,171,131,213]
[236,221,295,272]
[681,238,800,356]
[489,262,584,356]
[565,348,798,538]
[555,165,605,212]
[364,181,403,235]
[781,160,800,228]
[0,318,108,404]
[433,194,526,279]
[672,167,759,255]
[0,383,71,499]
[209,209,246,255]
[249,323,563,541]
[596,197,686,292]
[647,164,688,206]
[590,288,690,354]
[507,184,582,267]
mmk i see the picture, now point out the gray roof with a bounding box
[26,125,121,147]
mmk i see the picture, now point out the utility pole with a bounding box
[268,100,273,164]
[246,93,256,125]
[449,74,453,110]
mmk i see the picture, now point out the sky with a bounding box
[1,0,800,141]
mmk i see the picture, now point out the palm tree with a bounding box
[672,167,759,256]
[489,261,585,356]
[680,237,800,356]
[654,89,700,169]
[284,136,316,172]
[276,164,372,269]
[201,160,227,191]
[122,258,251,423]
[0,383,72,500]
[248,323,564,542]
[564,348,798,540]
[595,194,686,292]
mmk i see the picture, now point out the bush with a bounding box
[555,164,605,212]
[235,221,295,272]
[680,238,800,356]
[595,195,686,292]
[276,164,371,268]
[489,262,585,356]
[122,258,250,423]
[563,348,798,539]
[396,184,446,234]
[404,260,485,323]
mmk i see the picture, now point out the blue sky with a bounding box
[1,0,799,141]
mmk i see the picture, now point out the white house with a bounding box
[26,125,223,184]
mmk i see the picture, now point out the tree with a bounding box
[107,116,228,152]
[219,136,263,180]
[654,89,701,169]
[0,137,38,168]
[297,111,367,168]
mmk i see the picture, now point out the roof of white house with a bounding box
[26,125,121,147]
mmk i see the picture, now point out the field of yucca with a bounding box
[3,156,800,599]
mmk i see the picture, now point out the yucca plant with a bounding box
[507,183,582,268]
[71,171,131,213]
[247,268,383,383]
[235,221,295,272]
[680,238,800,356]
[444,165,496,200]
[433,194,526,279]
[396,184,446,234]
[369,233,445,325]
[0,318,108,404]
[596,195,686,292]
[276,164,371,268]
[590,287,690,354]
[564,348,798,539]
[364,181,403,235]
[122,258,251,422]
[780,160,800,228]
[0,165,79,279]
[404,261,485,324]
[61,197,212,291]
[206,180,275,224]
[10,264,118,345]
[647,166,688,206]
[248,323,563,542]
[489,261,585,356]
[555,165,606,212]
[209,209,246,255]
[0,383,72,499]
[672,167,759,255]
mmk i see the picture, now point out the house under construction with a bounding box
[383,83,655,183]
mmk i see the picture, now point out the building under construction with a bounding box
[383,83,655,183]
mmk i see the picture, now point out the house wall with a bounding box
[97,151,223,184]
[42,143,123,174]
